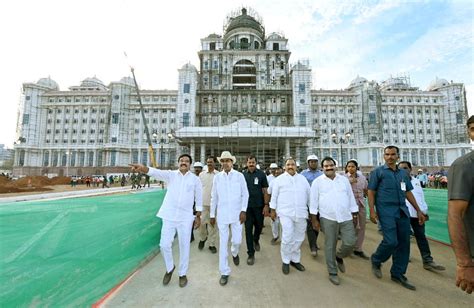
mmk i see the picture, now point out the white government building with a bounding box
[13,8,470,177]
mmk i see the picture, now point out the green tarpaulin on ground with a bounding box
[0,188,449,307]
[0,190,165,307]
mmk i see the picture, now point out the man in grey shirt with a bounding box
[448,115,474,295]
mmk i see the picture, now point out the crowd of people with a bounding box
[130,116,473,293]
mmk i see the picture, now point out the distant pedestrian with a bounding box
[198,156,218,254]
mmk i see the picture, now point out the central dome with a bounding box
[225,8,264,36]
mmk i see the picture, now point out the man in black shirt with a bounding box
[243,155,269,266]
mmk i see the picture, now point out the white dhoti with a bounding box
[217,221,242,275]
[279,215,306,264]
[160,218,194,276]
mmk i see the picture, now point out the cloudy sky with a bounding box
[1,0,472,147]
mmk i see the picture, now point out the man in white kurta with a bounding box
[210,151,249,286]
[310,157,358,286]
[267,163,281,244]
[198,156,219,253]
[130,154,202,288]
[270,158,310,275]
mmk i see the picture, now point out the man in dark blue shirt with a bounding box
[243,155,269,266]
[301,155,323,257]
[368,145,425,291]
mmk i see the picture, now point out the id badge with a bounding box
[254,177,259,185]
[400,182,406,191]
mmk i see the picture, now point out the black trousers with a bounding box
[307,218,320,251]
[410,218,433,264]
[245,206,264,257]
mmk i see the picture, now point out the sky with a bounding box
[1,0,472,148]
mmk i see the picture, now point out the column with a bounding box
[200,142,205,163]
[48,150,52,166]
[275,148,278,163]
[190,142,196,161]
[285,139,290,158]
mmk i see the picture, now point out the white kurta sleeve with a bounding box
[309,179,320,215]
[269,179,279,210]
[194,176,203,212]
[147,167,171,182]
[210,175,218,219]
[239,173,249,212]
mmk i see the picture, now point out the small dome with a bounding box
[119,77,135,86]
[180,63,197,71]
[81,76,105,88]
[225,8,264,37]
[267,32,283,40]
[349,76,368,88]
[428,77,449,91]
[205,33,221,39]
[37,77,59,90]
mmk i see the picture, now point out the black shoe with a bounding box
[162,265,175,285]
[336,257,345,273]
[254,241,260,252]
[354,250,370,260]
[290,261,306,271]
[247,255,255,265]
[198,238,207,250]
[179,275,188,288]
[219,275,229,286]
[282,263,290,275]
[232,254,240,266]
[423,261,445,271]
[372,262,382,279]
[329,274,340,285]
[209,246,217,254]
[391,275,416,290]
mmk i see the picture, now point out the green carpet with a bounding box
[0,189,165,307]
[423,189,449,244]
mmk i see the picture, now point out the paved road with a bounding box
[103,219,471,307]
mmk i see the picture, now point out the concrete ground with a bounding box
[103,219,471,307]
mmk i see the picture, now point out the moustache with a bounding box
[325,169,334,172]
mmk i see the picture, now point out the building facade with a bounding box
[13,8,470,176]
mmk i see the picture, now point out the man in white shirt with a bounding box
[310,157,358,286]
[270,158,310,275]
[130,154,203,288]
[198,156,219,253]
[210,151,249,286]
[398,161,445,271]
[267,163,281,244]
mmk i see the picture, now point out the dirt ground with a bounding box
[102,220,471,307]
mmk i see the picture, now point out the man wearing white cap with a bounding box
[301,154,323,257]
[267,163,281,244]
[210,151,249,286]
[129,154,202,288]
[193,162,204,176]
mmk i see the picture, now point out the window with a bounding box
[273,43,279,50]
[299,113,306,126]
[183,113,190,127]
[368,113,376,124]
[112,113,119,124]
[111,137,117,143]
[183,83,190,94]
[298,83,305,93]
[22,114,29,125]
